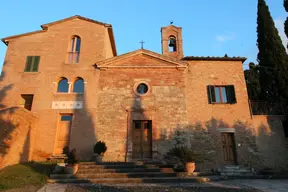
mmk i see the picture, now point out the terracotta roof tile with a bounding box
[182,56,246,62]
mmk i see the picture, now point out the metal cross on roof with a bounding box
[139,40,145,49]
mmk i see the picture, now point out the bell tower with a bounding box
[161,24,184,60]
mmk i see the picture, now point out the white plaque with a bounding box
[52,101,83,109]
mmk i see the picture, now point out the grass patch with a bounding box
[0,162,55,191]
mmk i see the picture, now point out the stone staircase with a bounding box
[219,165,255,177]
[49,161,213,184]
[47,154,67,163]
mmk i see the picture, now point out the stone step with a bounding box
[80,161,165,166]
[78,164,163,169]
[51,172,182,179]
[80,162,136,166]
[77,168,162,174]
[220,172,254,176]
[220,169,252,173]
[48,176,210,184]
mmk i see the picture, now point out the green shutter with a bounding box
[32,56,40,72]
[207,85,216,104]
[227,85,237,104]
[24,56,33,72]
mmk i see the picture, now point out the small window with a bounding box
[136,83,149,95]
[24,56,40,72]
[57,78,69,93]
[73,78,84,93]
[61,114,73,121]
[68,36,81,64]
[21,94,34,111]
[207,85,236,104]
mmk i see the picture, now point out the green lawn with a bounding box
[0,162,55,191]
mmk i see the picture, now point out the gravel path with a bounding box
[65,183,261,192]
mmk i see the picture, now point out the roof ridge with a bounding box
[41,15,112,29]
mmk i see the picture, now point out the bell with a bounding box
[169,38,176,47]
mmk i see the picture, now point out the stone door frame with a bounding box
[125,109,156,162]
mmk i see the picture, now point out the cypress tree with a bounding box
[244,62,261,100]
[284,0,288,40]
[257,0,288,104]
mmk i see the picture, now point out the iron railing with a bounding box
[249,101,284,116]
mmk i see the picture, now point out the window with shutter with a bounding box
[24,56,40,72]
[207,85,237,104]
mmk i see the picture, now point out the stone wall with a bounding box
[252,115,288,170]
[0,18,111,159]
[0,107,38,169]
[97,55,188,161]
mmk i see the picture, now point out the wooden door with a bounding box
[132,120,152,159]
[55,114,73,154]
[221,133,237,164]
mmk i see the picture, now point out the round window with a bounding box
[136,83,149,95]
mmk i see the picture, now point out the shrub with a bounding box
[65,148,78,165]
[62,146,69,156]
[94,141,107,155]
[167,145,199,163]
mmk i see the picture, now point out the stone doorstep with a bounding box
[47,176,211,184]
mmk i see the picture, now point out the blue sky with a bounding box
[0,0,287,71]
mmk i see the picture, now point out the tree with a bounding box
[257,0,288,104]
[244,62,261,100]
[284,0,288,41]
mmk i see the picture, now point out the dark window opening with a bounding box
[73,78,84,93]
[21,94,33,111]
[134,120,141,129]
[168,36,177,52]
[61,114,73,121]
[24,56,40,72]
[207,85,237,104]
[57,78,69,93]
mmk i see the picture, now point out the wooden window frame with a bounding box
[215,86,227,103]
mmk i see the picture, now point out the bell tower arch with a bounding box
[161,24,184,60]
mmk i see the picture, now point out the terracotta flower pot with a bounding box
[64,163,79,174]
[185,162,195,174]
[92,154,103,164]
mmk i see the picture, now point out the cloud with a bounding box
[216,32,236,42]
[274,18,288,51]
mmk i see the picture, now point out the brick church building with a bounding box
[0,15,288,170]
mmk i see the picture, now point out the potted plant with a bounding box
[183,150,196,174]
[93,141,107,163]
[64,148,79,174]
[167,145,196,174]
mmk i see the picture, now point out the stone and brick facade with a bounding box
[0,15,288,170]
